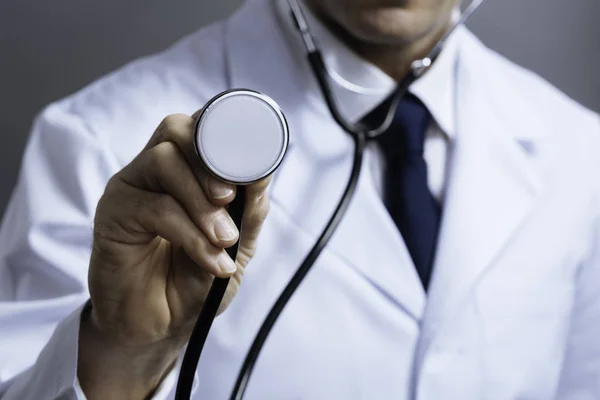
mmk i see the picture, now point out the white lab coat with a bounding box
[1,0,600,399]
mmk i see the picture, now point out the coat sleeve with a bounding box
[555,122,600,399]
[0,103,177,399]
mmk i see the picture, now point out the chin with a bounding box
[342,7,441,45]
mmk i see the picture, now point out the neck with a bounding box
[305,5,455,81]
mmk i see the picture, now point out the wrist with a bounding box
[77,302,184,399]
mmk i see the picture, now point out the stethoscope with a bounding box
[174,1,488,399]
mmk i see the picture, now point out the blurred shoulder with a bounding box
[44,18,231,166]
[460,28,600,163]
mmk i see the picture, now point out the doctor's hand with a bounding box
[77,113,271,400]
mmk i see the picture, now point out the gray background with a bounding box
[0,0,599,217]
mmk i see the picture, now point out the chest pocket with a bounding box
[475,281,574,400]
[476,282,573,317]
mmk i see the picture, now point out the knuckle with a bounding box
[93,183,134,241]
[160,114,188,130]
[103,175,121,196]
[147,142,180,177]
[152,194,179,220]
[147,145,164,166]
[95,193,110,217]
[97,177,126,214]
[237,247,256,265]
[158,114,190,139]
[153,140,179,159]
[129,194,149,219]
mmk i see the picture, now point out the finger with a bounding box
[191,109,203,120]
[119,141,239,248]
[236,187,271,266]
[142,194,237,278]
[145,114,236,206]
[105,183,238,278]
[245,175,273,199]
[144,114,194,151]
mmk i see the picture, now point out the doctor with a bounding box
[1,0,600,398]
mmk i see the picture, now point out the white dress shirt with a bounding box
[274,0,459,203]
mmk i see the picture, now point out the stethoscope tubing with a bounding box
[175,190,246,399]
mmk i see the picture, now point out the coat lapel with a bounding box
[225,0,426,320]
[419,30,544,355]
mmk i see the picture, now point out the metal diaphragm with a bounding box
[194,89,289,185]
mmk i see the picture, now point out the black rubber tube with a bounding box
[175,189,246,400]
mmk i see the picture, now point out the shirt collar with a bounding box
[274,0,460,139]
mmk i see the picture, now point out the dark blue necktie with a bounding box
[362,94,441,291]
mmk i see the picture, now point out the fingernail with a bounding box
[209,181,234,200]
[214,214,238,241]
[219,253,237,274]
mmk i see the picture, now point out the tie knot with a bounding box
[393,94,431,154]
[365,93,432,157]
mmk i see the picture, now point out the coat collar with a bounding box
[272,0,459,138]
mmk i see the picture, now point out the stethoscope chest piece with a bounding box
[178,89,288,400]
[194,89,289,185]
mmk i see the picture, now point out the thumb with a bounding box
[235,178,272,265]
[191,109,203,120]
